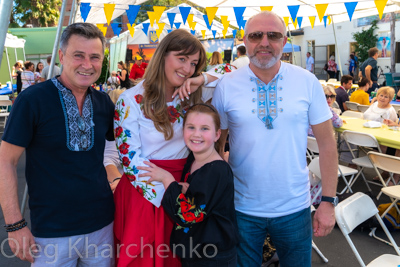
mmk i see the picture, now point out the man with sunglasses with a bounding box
[0,23,115,265]
[212,11,338,267]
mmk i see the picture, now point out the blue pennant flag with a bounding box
[111,23,121,37]
[297,17,303,28]
[80,3,91,22]
[239,20,247,30]
[287,5,300,22]
[203,15,213,30]
[233,7,246,27]
[212,30,217,39]
[174,22,181,29]
[344,2,358,21]
[167,13,176,28]
[190,30,196,35]
[142,23,150,35]
[167,29,173,33]
[126,5,140,25]
[179,6,191,25]
[323,16,328,28]
[232,30,237,38]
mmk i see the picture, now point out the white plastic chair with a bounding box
[307,137,358,195]
[0,99,12,128]
[335,192,400,266]
[357,104,370,113]
[328,78,337,82]
[345,101,360,111]
[342,131,382,193]
[342,110,364,119]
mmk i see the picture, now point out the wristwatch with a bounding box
[321,196,339,207]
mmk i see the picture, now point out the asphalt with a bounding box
[0,124,399,266]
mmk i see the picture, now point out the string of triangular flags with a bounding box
[79,0,389,38]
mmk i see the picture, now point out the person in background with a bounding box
[12,61,23,94]
[107,70,120,87]
[327,56,337,79]
[306,52,314,73]
[363,86,397,123]
[335,75,353,112]
[40,55,61,82]
[21,61,36,91]
[0,23,115,265]
[117,61,130,89]
[349,77,371,105]
[129,56,148,82]
[347,54,356,78]
[34,62,44,83]
[359,47,379,94]
[232,46,250,69]
[207,51,223,71]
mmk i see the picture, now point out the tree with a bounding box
[11,0,62,27]
[352,20,378,64]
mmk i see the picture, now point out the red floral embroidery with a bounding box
[119,143,130,154]
[152,189,156,193]
[114,110,120,121]
[167,106,180,123]
[224,64,232,72]
[126,174,136,182]
[135,94,143,104]
[115,126,123,138]
[136,185,144,196]
[177,194,205,223]
[122,157,130,167]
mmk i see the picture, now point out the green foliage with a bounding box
[12,0,61,27]
[352,20,378,64]
[96,48,110,85]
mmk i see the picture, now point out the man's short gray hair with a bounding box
[244,11,287,37]
[60,23,106,53]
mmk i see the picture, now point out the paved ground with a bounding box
[0,127,399,266]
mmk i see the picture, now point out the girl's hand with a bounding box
[137,161,175,188]
[110,179,120,193]
[178,182,189,194]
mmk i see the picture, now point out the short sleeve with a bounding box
[212,79,228,130]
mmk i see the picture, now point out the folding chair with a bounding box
[0,99,12,129]
[307,137,358,195]
[342,131,382,193]
[357,104,370,113]
[342,110,363,119]
[335,192,400,266]
[345,101,360,111]
[327,78,337,82]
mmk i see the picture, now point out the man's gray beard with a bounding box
[249,53,281,69]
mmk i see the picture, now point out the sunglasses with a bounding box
[77,116,88,150]
[325,95,336,99]
[246,31,284,43]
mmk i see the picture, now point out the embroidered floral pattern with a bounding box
[212,63,236,75]
[175,193,206,233]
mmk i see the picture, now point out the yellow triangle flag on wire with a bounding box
[292,18,298,29]
[127,24,136,37]
[222,20,230,30]
[156,29,163,38]
[187,14,194,26]
[222,29,227,39]
[153,6,166,22]
[148,11,156,27]
[240,29,245,38]
[328,15,332,25]
[308,16,316,29]
[260,6,273,12]
[315,4,328,22]
[103,4,115,25]
[220,15,228,25]
[375,0,388,19]
[283,17,289,27]
[206,7,218,25]
[190,22,197,30]
[201,30,206,39]
[157,22,165,32]
[309,16,316,29]
[96,24,107,36]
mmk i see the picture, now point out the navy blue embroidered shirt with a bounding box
[2,78,115,238]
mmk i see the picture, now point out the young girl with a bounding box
[137,104,238,267]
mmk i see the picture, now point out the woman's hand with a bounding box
[137,161,175,188]
[383,119,398,126]
[178,182,189,194]
[172,75,205,100]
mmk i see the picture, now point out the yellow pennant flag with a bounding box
[153,6,166,22]
[283,17,289,27]
[157,22,165,32]
[240,29,245,38]
[96,24,107,37]
[260,6,273,12]
[206,7,218,25]
[103,4,115,25]
[220,15,228,25]
[222,20,230,30]
[156,29,163,39]
[201,30,206,39]
[222,29,227,39]
[292,18,298,29]
[328,16,332,25]
[375,0,388,19]
[189,21,196,30]
[315,4,328,22]
[309,16,316,29]
[187,14,194,26]
[127,24,136,37]
[148,11,156,27]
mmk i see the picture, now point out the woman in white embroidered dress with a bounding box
[113,29,217,267]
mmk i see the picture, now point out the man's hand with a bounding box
[313,202,335,237]
[8,227,37,263]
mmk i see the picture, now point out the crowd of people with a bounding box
[0,9,399,267]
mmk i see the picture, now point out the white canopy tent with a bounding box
[3,33,26,83]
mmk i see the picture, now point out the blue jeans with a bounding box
[236,207,312,267]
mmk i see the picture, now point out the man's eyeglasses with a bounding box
[77,116,88,150]
[325,95,336,99]
[246,31,284,43]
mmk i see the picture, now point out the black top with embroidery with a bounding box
[162,153,239,260]
[2,78,115,238]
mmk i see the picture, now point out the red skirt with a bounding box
[114,158,186,267]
